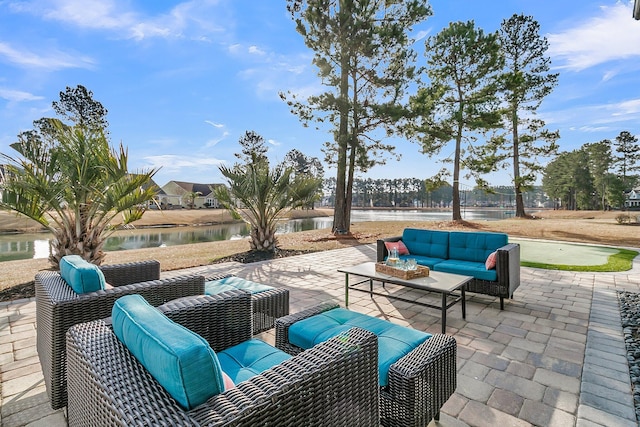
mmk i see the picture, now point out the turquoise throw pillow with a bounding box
[59,255,106,294]
[111,294,224,410]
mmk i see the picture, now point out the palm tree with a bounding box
[0,120,158,266]
[214,159,320,252]
[183,191,202,209]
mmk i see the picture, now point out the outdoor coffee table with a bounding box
[338,261,473,333]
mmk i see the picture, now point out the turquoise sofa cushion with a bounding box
[433,259,498,282]
[59,255,106,294]
[448,231,507,263]
[205,276,274,295]
[218,339,291,384]
[112,294,224,410]
[402,228,449,260]
[288,308,431,387]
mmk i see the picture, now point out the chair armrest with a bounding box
[191,327,379,426]
[66,323,379,426]
[275,302,340,355]
[203,273,234,282]
[36,272,205,409]
[99,259,161,286]
[158,290,252,352]
[376,236,402,262]
[496,243,520,297]
[385,333,457,425]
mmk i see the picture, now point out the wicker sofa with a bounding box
[377,228,521,309]
[65,290,380,426]
[35,259,206,410]
[275,302,457,427]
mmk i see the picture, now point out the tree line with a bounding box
[283,2,559,234]
[542,131,640,210]
[322,177,548,210]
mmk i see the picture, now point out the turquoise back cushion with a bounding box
[205,276,274,295]
[59,255,106,294]
[288,308,431,386]
[112,294,224,410]
[402,228,449,259]
[448,231,507,263]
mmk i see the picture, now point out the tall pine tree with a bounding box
[405,20,503,221]
[282,0,431,234]
[495,14,560,218]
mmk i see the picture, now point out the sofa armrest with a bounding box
[99,260,161,286]
[376,236,402,262]
[496,243,520,297]
[158,290,253,352]
[275,302,340,354]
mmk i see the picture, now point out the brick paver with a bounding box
[1,243,639,426]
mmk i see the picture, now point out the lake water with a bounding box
[0,209,514,262]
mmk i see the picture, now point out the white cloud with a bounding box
[0,41,94,70]
[206,131,230,148]
[143,154,224,172]
[267,139,280,146]
[0,88,44,102]
[204,120,224,128]
[413,29,431,42]
[10,0,228,41]
[248,45,266,56]
[544,97,640,129]
[548,2,640,71]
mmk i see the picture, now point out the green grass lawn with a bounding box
[512,238,638,272]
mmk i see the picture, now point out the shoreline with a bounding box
[0,208,638,296]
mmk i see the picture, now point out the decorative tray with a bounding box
[375,262,429,279]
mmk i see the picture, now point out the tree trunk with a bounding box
[332,37,351,235]
[452,128,462,221]
[250,226,277,252]
[512,106,526,217]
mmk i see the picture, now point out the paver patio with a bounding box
[1,243,639,426]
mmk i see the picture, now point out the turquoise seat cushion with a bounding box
[205,276,274,295]
[448,231,507,263]
[218,339,291,384]
[288,308,431,387]
[402,228,449,259]
[59,255,106,294]
[111,294,224,410]
[434,259,497,282]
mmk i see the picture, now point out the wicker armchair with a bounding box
[204,273,290,334]
[35,259,205,410]
[276,302,458,427]
[66,290,380,426]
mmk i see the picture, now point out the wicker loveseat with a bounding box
[275,302,458,427]
[65,290,380,426]
[35,259,206,410]
[377,228,521,309]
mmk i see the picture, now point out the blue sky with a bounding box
[1,0,639,188]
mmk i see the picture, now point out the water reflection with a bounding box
[0,209,515,262]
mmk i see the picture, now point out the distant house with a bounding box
[159,181,226,209]
[625,187,640,209]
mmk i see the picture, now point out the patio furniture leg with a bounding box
[345,273,349,307]
[441,292,447,333]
